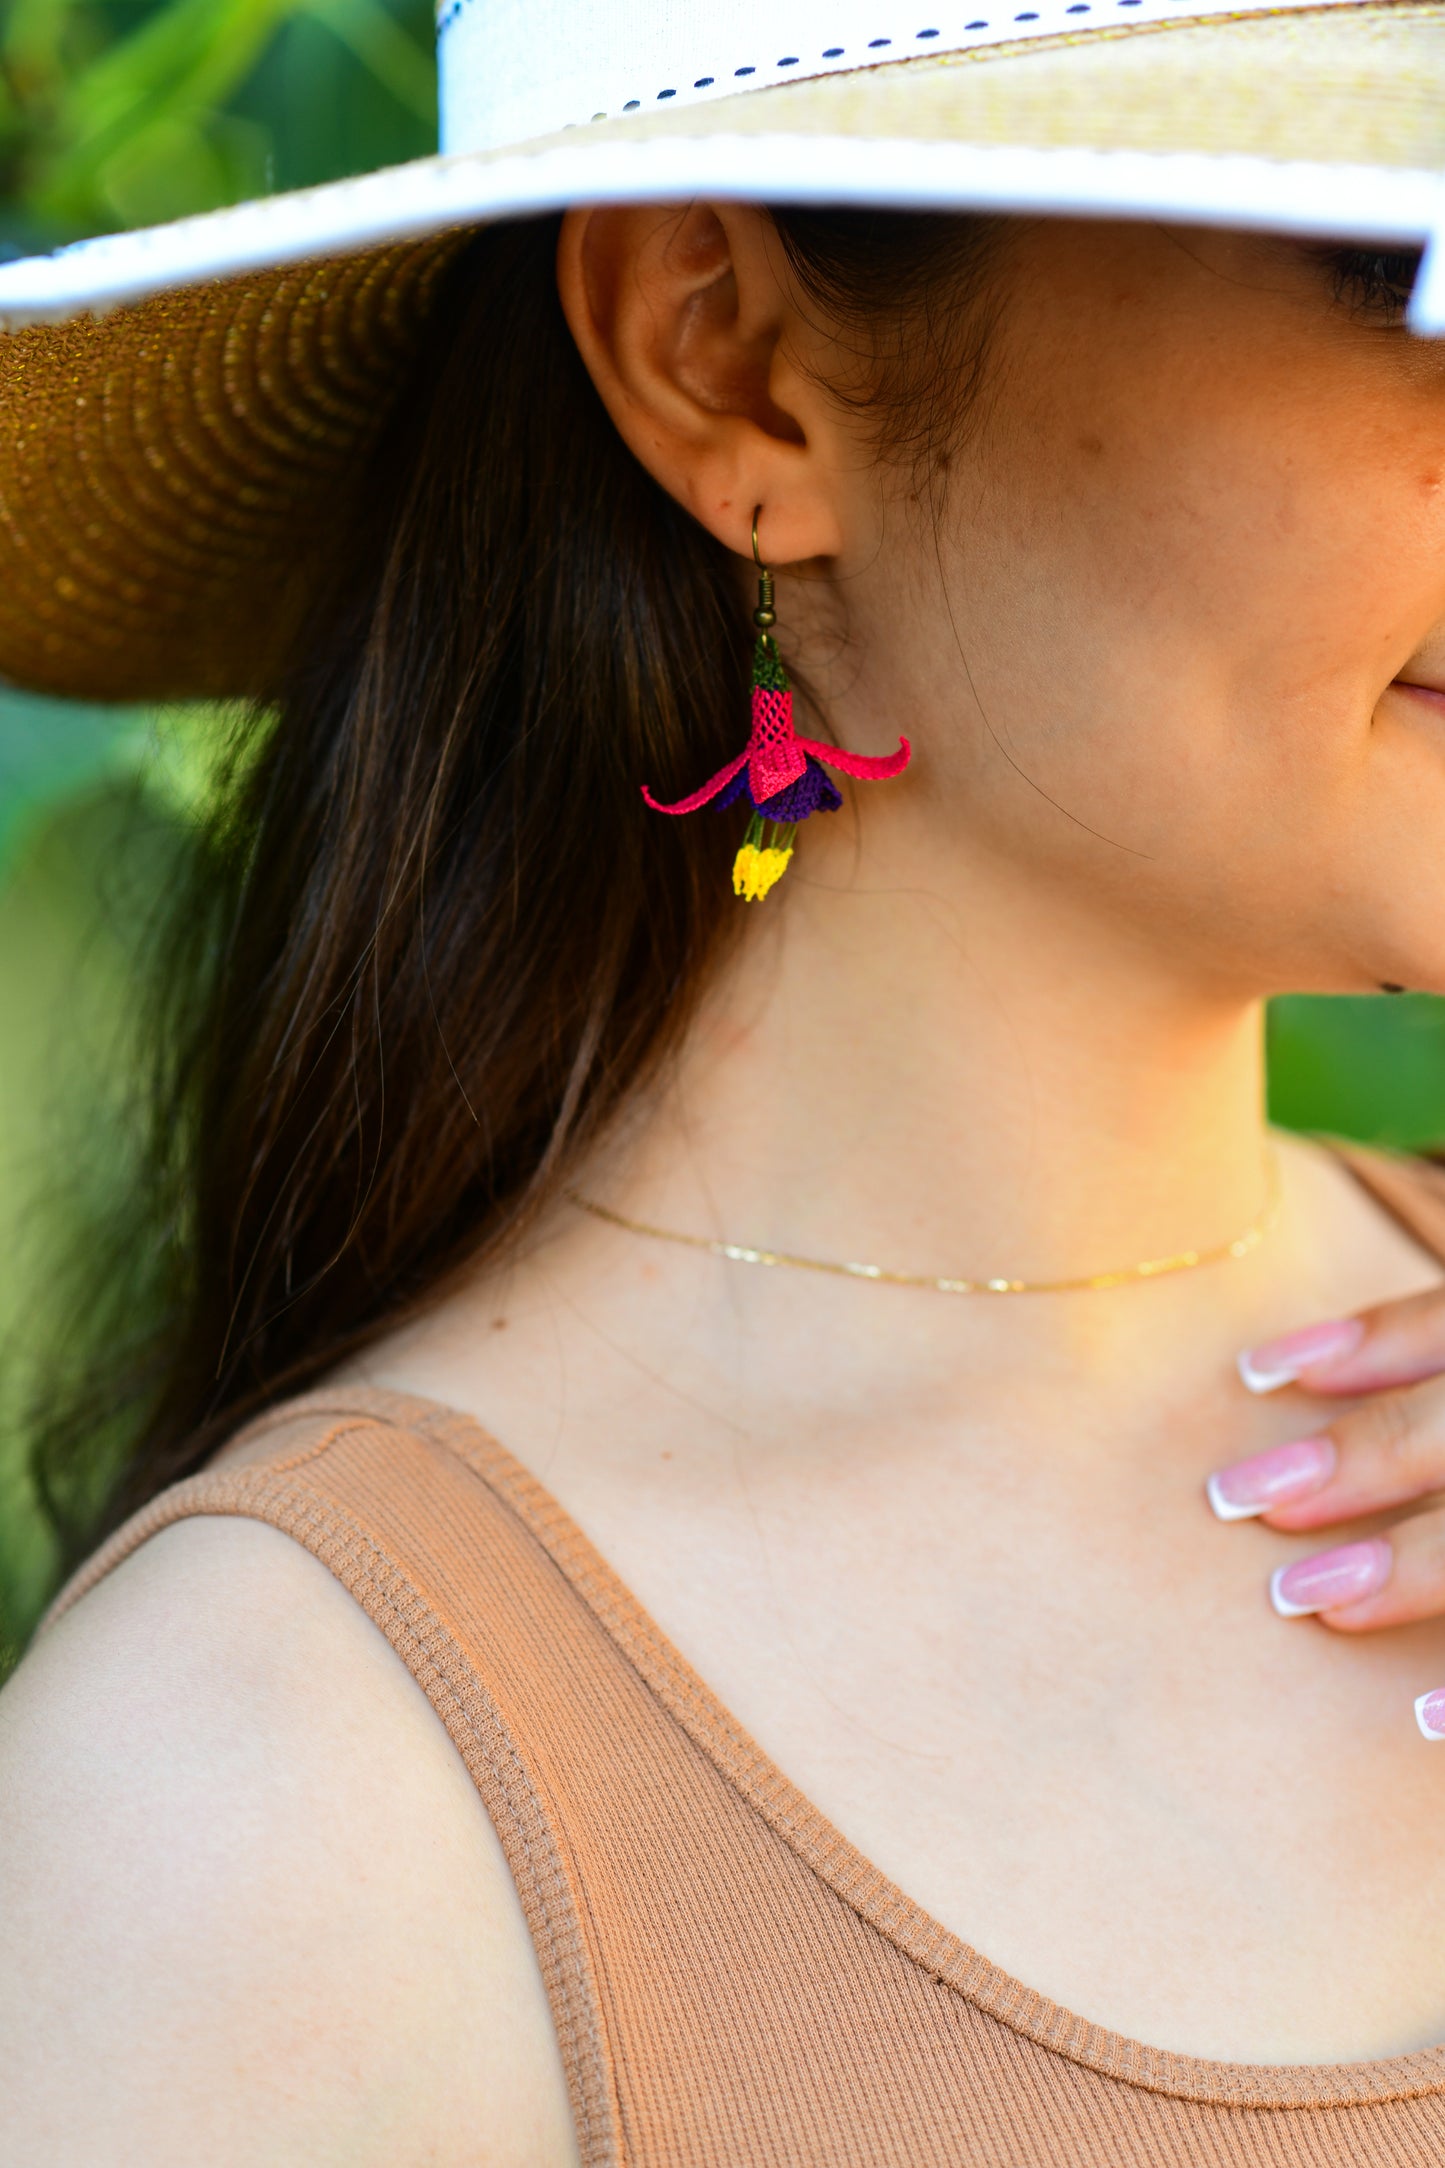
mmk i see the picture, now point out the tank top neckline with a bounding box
[269,1144,1445,2113]
[268,1361,1442,2112]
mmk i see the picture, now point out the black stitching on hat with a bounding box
[461,4,1153,131]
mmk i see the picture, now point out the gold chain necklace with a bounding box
[567,1154,1282,1297]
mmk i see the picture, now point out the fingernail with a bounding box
[1415,1690,1445,1741]
[1207,1435,1336,1521]
[1238,1317,1365,1394]
[1270,1537,1392,1617]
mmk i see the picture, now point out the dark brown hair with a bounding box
[27,204,1003,1572]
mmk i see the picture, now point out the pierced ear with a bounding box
[556,201,845,566]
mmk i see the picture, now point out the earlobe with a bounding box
[555,202,845,566]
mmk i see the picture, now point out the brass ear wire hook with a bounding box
[751,505,776,637]
[639,501,909,903]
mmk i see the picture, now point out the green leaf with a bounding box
[4,0,438,240]
[303,0,435,124]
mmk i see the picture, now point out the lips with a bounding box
[1393,679,1445,714]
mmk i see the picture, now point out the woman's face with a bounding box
[825,221,1445,999]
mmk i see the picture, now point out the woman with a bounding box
[3,1,1445,2159]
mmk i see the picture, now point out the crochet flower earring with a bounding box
[642,510,912,901]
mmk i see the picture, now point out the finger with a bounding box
[1208,1372,1445,1532]
[1265,1510,1445,1633]
[1238,1283,1445,1398]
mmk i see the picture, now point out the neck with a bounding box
[612,841,1272,1296]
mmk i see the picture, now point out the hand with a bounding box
[1210,1290,1445,1739]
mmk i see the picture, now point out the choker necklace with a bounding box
[567,1154,1282,1297]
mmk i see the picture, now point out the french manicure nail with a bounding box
[1206,1435,1336,1521]
[1270,1538,1392,1618]
[1415,1690,1445,1741]
[1237,1317,1365,1394]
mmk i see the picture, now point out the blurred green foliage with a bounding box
[1268,995,1445,1145]
[0,0,436,886]
[1,0,1444,1662]
[0,0,433,253]
[0,0,435,1660]
[0,774,189,1664]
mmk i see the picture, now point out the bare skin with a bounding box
[6,207,1445,2161]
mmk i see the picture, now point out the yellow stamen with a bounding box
[732,842,759,898]
[752,845,793,898]
[732,842,793,901]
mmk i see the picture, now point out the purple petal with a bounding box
[757,757,843,822]
[715,766,755,810]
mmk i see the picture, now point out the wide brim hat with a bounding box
[1,0,1442,702]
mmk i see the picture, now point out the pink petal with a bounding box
[797,734,912,781]
[641,750,748,816]
[746,687,807,802]
[748,739,809,802]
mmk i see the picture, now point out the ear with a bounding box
[556,201,847,567]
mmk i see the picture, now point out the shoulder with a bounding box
[0,1510,578,2167]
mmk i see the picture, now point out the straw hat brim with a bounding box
[2,3,1442,700]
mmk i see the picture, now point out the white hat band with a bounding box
[438,0,1374,154]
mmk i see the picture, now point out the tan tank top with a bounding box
[42,1146,1445,2165]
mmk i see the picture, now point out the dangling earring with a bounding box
[641,508,912,901]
